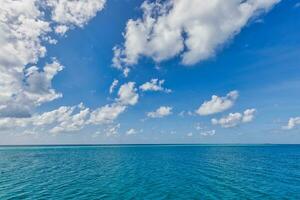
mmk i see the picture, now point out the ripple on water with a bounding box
[0,145,300,199]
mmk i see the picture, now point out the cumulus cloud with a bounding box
[24,59,64,104]
[282,117,300,130]
[49,104,91,134]
[113,0,279,72]
[88,103,126,125]
[140,79,171,93]
[0,58,64,118]
[0,103,89,133]
[196,91,239,116]
[242,108,257,123]
[0,0,106,118]
[89,82,139,125]
[147,106,172,118]
[212,108,256,128]
[1,0,51,117]
[117,82,139,106]
[46,0,106,28]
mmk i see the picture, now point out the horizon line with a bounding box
[1,143,300,147]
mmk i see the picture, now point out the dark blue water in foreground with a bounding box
[0,145,299,199]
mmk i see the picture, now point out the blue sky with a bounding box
[1,0,300,144]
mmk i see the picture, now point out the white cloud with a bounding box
[24,59,64,105]
[178,110,194,117]
[212,113,242,128]
[109,79,119,94]
[0,0,51,117]
[282,117,300,130]
[147,106,172,118]
[242,108,256,123]
[55,25,69,36]
[113,0,279,72]
[0,81,139,134]
[194,123,216,136]
[46,0,106,27]
[0,103,89,133]
[212,108,256,128]
[200,130,216,136]
[126,128,137,135]
[33,106,78,127]
[93,123,121,137]
[0,102,121,134]
[105,123,120,137]
[187,132,193,137]
[0,59,64,118]
[0,0,106,118]
[123,67,130,77]
[196,91,239,116]
[195,123,203,131]
[89,82,139,125]
[140,79,171,93]
[49,105,90,134]
[117,82,139,106]
[88,103,126,125]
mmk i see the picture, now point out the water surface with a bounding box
[0,145,299,199]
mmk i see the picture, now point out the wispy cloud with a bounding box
[109,79,119,94]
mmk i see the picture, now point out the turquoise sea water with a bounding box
[0,145,299,199]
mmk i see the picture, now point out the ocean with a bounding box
[0,145,299,199]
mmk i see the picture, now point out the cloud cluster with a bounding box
[147,106,172,118]
[212,108,256,128]
[0,0,106,118]
[0,82,138,134]
[282,117,300,130]
[0,104,89,133]
[45,104,90,134]
[104,123,120,137]
[140,79,171,93]
[196,91,239,116]
[113,0,279,73]
[195,123,216,136]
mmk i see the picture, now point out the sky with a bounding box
[0,0,300,145]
